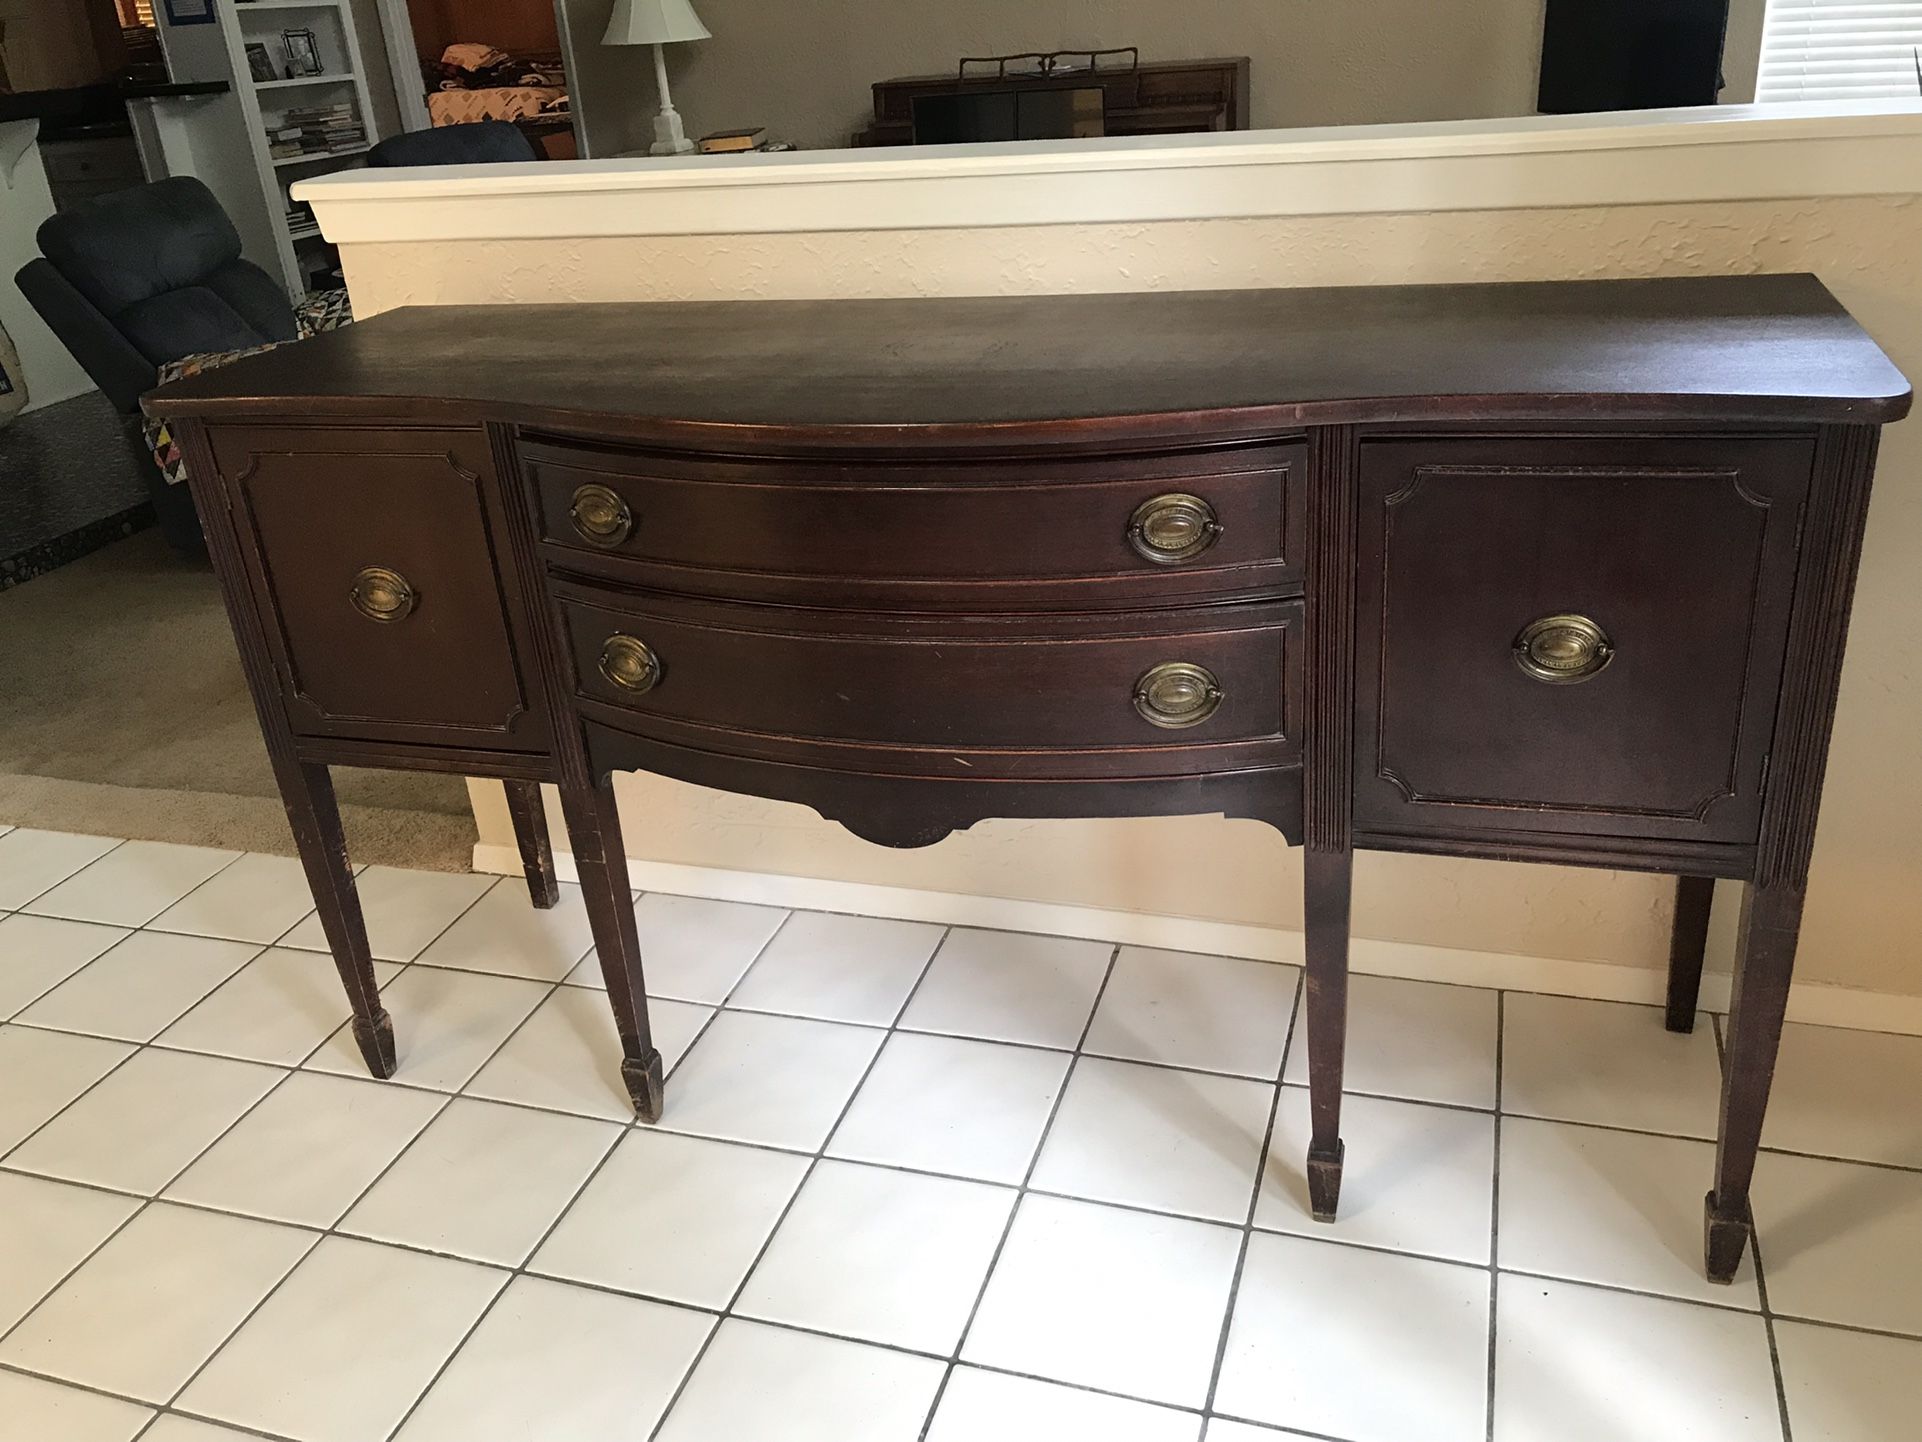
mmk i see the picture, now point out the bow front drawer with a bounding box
[554,586,1302,778]
[206,425,550,752]
[522,436,1303,606]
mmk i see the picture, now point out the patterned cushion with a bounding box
[141,284,354,484]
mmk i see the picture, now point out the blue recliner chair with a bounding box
[365,119,538,167]
[14,176,298,554]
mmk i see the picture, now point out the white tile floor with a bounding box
[1,832,1920,1440]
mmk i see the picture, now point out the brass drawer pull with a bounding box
[599,633,662,694]
[1133,661,1224,728]
[1514,613,1613,684]
[569,484,634,548]
[348,567,417,624]
[1128,493,1222,564]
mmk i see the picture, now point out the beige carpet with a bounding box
[0,530,477,870]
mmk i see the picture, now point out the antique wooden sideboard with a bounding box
[148,276,1910,1282]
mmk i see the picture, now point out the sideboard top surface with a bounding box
[150,274,1912,441]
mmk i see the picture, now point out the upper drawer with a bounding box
[1352,433,1814,846]
[522,437,1303,606]
[208,425,550,753]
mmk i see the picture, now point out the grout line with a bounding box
[132,846,255,931]
[0,1040,146,1189]
[1200,966,1306,1420]
[0,877,570,1437]
[11,1007,1921,1180]
[0,1181,151,1355]
[19,1137,1806,1335]
[157,1227,330,1414]
[0,927,136,1027]
[0,1357,312,1442]
[920,942,1122,1440]
[5,939,271,1047]
[9,858,1922,1436]
[1205,1403,1357,1442]
[1486,990,1506,1442]
[21,844,250,934]
[643,916,941,1442]
[1724,1012,1796,1442]
[153,935,578,1434]
[279,869,518,1076]
[1751,1224,1797,1442]
[380,900,807,1439]
[0,835,130,914]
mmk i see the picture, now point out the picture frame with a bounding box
[282,28,322,77]
[245,42,277,83]
[162,0,215,25]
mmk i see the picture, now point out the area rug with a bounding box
[0,530,476,871]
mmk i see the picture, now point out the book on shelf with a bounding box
[698,126,765,154]
[264,102,366,157]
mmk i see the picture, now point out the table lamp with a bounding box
[602,0,710,156]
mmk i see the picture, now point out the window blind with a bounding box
[1757,0,1922,101]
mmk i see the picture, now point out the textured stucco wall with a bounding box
[347,193,1922,996]
[606,0,1549,152]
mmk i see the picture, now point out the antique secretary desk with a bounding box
[149,275,1911,1282]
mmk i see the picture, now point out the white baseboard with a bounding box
[475,842,1922,1037]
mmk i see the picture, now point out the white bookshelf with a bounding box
[160,0,384,296]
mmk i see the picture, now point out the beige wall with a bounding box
[613,0,1544,152]
[574,0,1776,154]
[347,191,1922,997]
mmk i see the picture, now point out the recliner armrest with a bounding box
[13,257,157,414]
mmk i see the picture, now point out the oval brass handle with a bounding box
[348,567,417,624]
[1128,493,1223,565]
[569,484,634,548]
[1133,661,1224,729]
[599,633,662,694]
[1514,613,1614,684]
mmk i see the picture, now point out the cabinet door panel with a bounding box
[211,425,549,752]
[1353,434,1812,844]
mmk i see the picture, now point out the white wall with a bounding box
[0,125,95,413]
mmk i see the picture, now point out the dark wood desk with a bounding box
[149,276,1910,1282]
[854,56,1250,146]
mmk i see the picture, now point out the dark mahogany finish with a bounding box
[523,436,1306,608]
[206,425,553,753]
[149,274,1909,1280]
[1353,434,1811,852]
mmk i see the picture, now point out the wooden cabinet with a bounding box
[150,276,1910,1283]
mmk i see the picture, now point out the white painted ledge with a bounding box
[297,100,1922,243]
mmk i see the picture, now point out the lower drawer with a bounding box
[556,586,1300,767]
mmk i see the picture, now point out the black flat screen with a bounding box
[1539,0,1731,112]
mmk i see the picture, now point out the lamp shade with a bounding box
[602,0,709,45]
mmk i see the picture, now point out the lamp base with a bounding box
[650,109,695,156]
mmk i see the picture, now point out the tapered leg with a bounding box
[1704,878,1804,1283]
[275,758,394,1078]
[556,771,662,1121]
[1666,875,1716,1034]
[503,780,561,910]
[1303,846,1353,1221]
